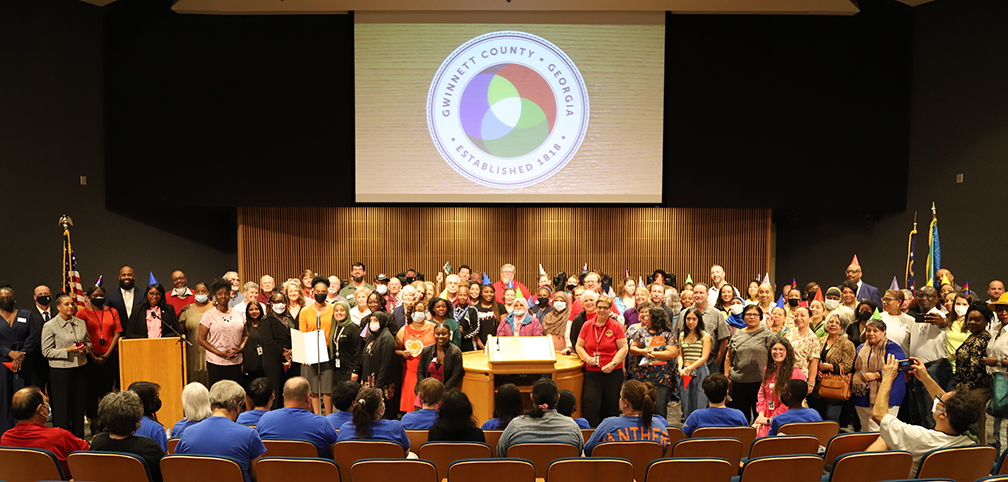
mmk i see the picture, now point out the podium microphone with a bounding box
[156,311,193,346]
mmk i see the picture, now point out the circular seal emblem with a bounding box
[427,31,590,189]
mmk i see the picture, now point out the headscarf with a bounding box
[332,300,355,328]
[852,319,888,402]
[725,296,746,329]
[542,292,570,335]
[504,298,532,335]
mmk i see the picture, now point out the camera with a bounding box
[898,359,913,372]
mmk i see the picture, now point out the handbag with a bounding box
[818,365,851,401]
[991,371,1008,418]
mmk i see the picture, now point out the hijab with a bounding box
[505,298,532,334]
[332,300,356,328]
[542,292,570,335]
[725,296,746,329]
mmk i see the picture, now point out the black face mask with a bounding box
[90,297,106,308]
[537,296,549,307]
[36,295,51,306]
[0,299,14,312]
[314,293,327,304]
[405,277,416,284]
[153,397,162,412]
[857,310,872,321]
[788,299,800,307]
[566,284,577,291]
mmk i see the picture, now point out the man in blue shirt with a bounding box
[326,380,360,432]
[176,380,266,482]
[682,373,749,436]
[256,376,339,457]
[769,379,822,435]
[236,378,274,426]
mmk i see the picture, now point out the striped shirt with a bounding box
[680,331,706,365]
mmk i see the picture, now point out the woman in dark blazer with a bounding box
[259,291,299,409]
[417,323,463,389]
[360,312,401,419]
[125,284,181,339]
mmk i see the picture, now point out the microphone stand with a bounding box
[156,312,193,347]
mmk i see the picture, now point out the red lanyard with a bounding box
[592,319,607,351]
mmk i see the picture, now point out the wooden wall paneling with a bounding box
[238,207,772,295]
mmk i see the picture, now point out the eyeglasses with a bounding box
[882,298,898,303]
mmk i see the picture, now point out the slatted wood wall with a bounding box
[237,207,771,290]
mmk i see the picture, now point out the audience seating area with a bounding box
[4,433,1008,482]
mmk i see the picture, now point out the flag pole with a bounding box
[59,214,73,298]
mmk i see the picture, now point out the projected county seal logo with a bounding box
[427,31,589,190]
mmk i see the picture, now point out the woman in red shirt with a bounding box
[575,296,629,427]
[77,285,123,427]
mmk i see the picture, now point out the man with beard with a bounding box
[906,285,950,429]
[166,270,195,316]
[338,262,374,308]
[106,266,139,332]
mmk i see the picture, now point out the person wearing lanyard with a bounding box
[78,285,123,430]
[329,300,362,384]
[575,296,629,427]
[42,294,92,437]
[298,276,336,415]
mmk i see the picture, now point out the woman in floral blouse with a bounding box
[955,303,993,444]
[786,307,820,393]
[626,304,677,420]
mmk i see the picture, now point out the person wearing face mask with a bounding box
[542,292,572,351]
[361,312,401,420]
[298,276,338,415]
[528,286,553,323]
[78,285,123,429]
[1,386,89,477]
[27,285,54,392]
[42,293,92,437]
[846,300,878,347]
[724,296,747,337]
[497,298,544,337]
[824,286,855,323]
[166,270,195,317]
[1,283,37,436]
[396,297,434,415]
[178,282,212,387]
[785,288,803,318]
[128,381,168,451]
[944,293,974,374]
[259,291,300,409]
[374,274,396,308]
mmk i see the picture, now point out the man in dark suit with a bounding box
[845,263,882,308]
[105,266,139,333]
[26,285,54,392]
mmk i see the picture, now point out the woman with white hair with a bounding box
[175,380,266,482]
[170,382,212,438]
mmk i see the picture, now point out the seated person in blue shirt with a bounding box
[681,373,749,436]
[237,377,273,426]
[176,380,267,482]
[171,382,212,439]
[337,386,411,453]
[326,380,361,432]
[401,378,443,430]
[584,380,670,455]
[129,381,168,452]
[480,383,524,430]
[256,376,339,457]
[557,389,590,429]
[769,379,822,435]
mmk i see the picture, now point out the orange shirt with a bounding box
[298,303,335,348]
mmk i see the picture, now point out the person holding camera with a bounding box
[906,285,950,429]
[866,354,979,478]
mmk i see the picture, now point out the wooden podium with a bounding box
[119,337,187,433]
[461,336,584,424]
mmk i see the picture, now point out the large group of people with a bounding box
[2,261,1007,480]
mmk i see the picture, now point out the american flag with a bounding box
[63,228,86,308]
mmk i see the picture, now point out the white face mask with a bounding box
[194,294,208,304]
[411,312,426,322]
[376,285,388,295]
[730,304,744,315]
[370,321,381,333]
[513,310,526,317]
[272,303,286,314]
[553,301,567,312]
[954,305,969,317]
[825,299,840,311]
